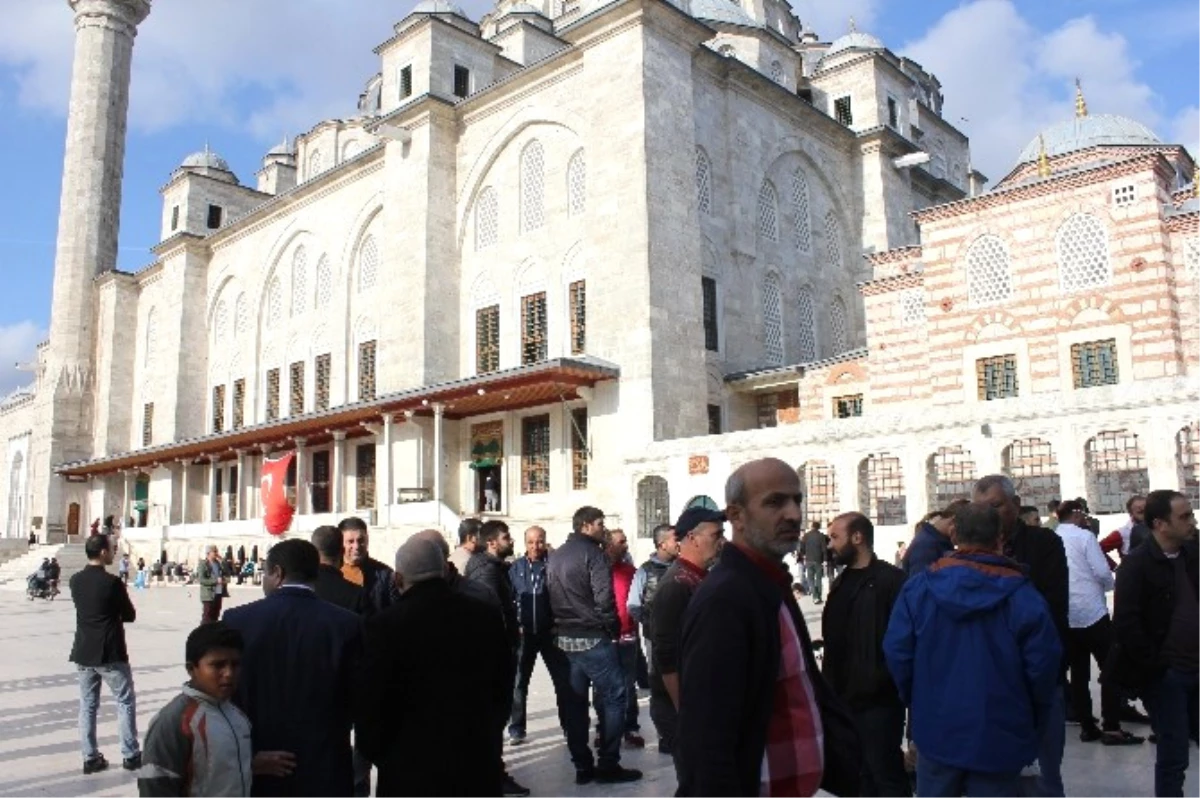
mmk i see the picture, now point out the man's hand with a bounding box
[252,751,297,778]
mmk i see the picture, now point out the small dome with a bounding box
[822,30,885,61]
[1017,113,1162,164]
[266,137,294,157]
[690,0,759,28]
[180,149,231,172]
[411,0,469,17]
[503,2,545,14]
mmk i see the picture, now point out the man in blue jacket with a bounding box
[884,501,1061,797]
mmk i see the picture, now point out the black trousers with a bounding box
[1069,615,1121,731]
[508,632,569,737]
[855,703,911,797]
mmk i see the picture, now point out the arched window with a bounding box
[308,149,323,179]
[520,140,545,232]
[265,278,283,329]
[824,211,843,270]
[1178,422,1200,508]
[475,186,498,250]
[757,180,779,242]
[1002,437,1061,511]
[358,235,379,292]
[315,255,332,308]
[858,453,907,526]
[685,495,720,511]
[234,293,248,338]
[1085,430,1149,514]
[1057,213,1111,292]
[291,246,307,316]
[796,287,817,361]
[341,139,360,161]
[637,476,670,540]
[763,273,784,365]
[144,307,158,367]
[695,147,712,215]
[212,300,228,342]
[799,461,838,525]
[965,234,1012,307]
[567,150,586,217]
[897,288,926,326]
[928,446,977,507]
[790,168,811,253]
[829,296,849,354]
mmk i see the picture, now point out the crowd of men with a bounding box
[65,457,1197,797]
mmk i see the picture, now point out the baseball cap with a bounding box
[675,507,726,537]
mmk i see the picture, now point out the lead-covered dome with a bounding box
[1017,114,1161,164]
[180,149,231,172]
[824,29,885,59]
[411,0,469,16]
[690,0,760,28]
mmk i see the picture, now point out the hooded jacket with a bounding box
[883,550,1062,775]
[138,684,254,797]
[902,522,954,577]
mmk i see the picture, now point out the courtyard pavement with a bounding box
[0,580,1193,796]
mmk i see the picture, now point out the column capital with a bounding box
[293,436,308,449]
[235,449,248,460]
[259,443,273,455]
[331,430,348,441]
[431,401,445,418]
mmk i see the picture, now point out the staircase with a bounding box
[0,543,64,591]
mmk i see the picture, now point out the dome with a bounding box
[690,0,760,28]
[180,149,231,172]
[266,137,294,157]
[502,2,545,14]
[1017,113,1161,164]
[411,0,469,17]
[823,30,885,60]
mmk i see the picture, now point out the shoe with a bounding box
[1120,706,1151,725]
[1079,725,1103,743]
[623,732,645,748]
[657,743,673,756]
[1149,733,1158,744]
[594,766,643,784]
[82,755,108,775]
[1101,730,1145,746]
[508,733,526,746]
[122,753,142,771]
[501,775,531,797]
[575,768,595,785]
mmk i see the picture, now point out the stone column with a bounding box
[122,470,133,526]
[331,431,346,514]
[206,461,218,523]
[178,459,189,525]
[903,448,930,528]
[294,437,308,516]
[382,416,395,527]
[432,403,445,518]
[235,450,247,521]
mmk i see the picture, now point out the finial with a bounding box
[1037,134,1050,178]
[849,15,857,32]
[1074,78,1088,118]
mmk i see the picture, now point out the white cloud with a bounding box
[0,321,43,397]
[1169,106,1199,161]
[789,0,878,41]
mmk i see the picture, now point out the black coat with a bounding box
[69,565,136,666]
[1005,521,1070,659]
[314,565,369,616]
[547,532,618,639]
[678,544,861,797]
[356,579,509,797]
[821,556,906,710]
[465,553,519,647]
[356,558,398,616]
[223,586,363,797]
[1110,535,1199,689]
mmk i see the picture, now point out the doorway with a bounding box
[311,451,330,513]
[475,465,502,514]
[67,502,80,537]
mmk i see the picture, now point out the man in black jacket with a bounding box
[1112,489,1198,798]
[822,511,909,797]
[312,526,368,616]
[547,506,642,785]
[678,458,860,797]
[975,474,1070,797]
[70,533,141,775]
[338,517,395,615]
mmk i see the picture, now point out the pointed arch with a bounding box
[290,245,308,316]
[829,295,849,355]
[567,149,586,217]
[757,180,779,242]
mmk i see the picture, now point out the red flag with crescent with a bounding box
[260,452,295,536]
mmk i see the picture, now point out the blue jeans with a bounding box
[1142,667,1199,797]
[595,641,639,734]
[562,641,626,771]
[1035,685,1065,797]
[77,662,139,761]
[918,757,1021,797]
[804,564,824,601]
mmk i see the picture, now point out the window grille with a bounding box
[1112,184,1136,207]
[757,393,778,428]
[797,287,817,361]
[291,246,307,316]
[206,204,222,230]
[1086,430,1150,514]
[718,44,735,57]
[1071,339,1119,388]
[521,292,547,364]
[453,65,470,98]
[1002,437,1061,511]
[234,294,248,338]
[976,354,1018,400]
[930,445,977,507]
[289,361,305,416]
[266,278,283,329]
[707,404,722,435]
[1178,422,1200,508]
[800,461,838,525]
[359,235,379,292]
[824,211,842,270]
[315,353,331,411]
[142,403,154,447]
[898,288,926,326]
[265,369,280,421]
[228,465,238,519]
[636,476,670,539]
[829,296,849,354]
[571,407,588,490]
[356,443,376,509]
[476,305,500,373]
[315,255,332,308]
[567,151,586,217]
[965,234,1013,307]
[212,384,226,433]
[475,187,499,250]
[757,181,779,241]
[833,394,863,418]
[170,206,179,231]
[358,340,377,401]
[769,60,783,83]
[1057,213,1111,292]
[859,454,906,526]
[834,96,853,126]
[309,149,323,179]
[521,415,551,494]
[1187,237,1200,278]
[145,308,157,367]
[212,300,228,343]
[702,277,719,351]
[790,169,811,253]
[569,280,586,355]
[232,379,245,430]
[399,65,413,99]
[887,97,898,128]
[520,140,545,232]
[695,148,712,215]
[214,468,224,522]
[763,274,784,365]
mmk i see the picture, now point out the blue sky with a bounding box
[0,0,1196,394]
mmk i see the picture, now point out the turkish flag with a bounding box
[260,452,296,536]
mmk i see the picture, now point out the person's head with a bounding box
[828,512,874,567]
[1047,499,1061,515]
[1019,506,1041,527]
[1055,499,1087,525]
[1126,495,1147,524]
[605,529,628,564]
[810,520,821,533]
[1145,490,1197,551]
[205,544,219,562]
[84,533,113,565]
[952,502,1003,552]
[480,520,513,559]
[674,507,726,567]
[652,524,679,561]
[572,506,606,540]
[792,583,804,602]
[261,539,319,595]
[725,458,803,561]
[412,529,451,561]
[972,474,1019,537]
[457,517,482,551]
[523,526,547,560]
[185,622,244,702]
[311,525,343,567]
[338,516,370,566]
[394,537,446,593]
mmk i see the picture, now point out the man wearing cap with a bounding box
[648,507,725,764]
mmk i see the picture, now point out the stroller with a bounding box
[26,571,56,601]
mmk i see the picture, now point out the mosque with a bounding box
[1,0,1195,561]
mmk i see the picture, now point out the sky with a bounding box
[0,0,1196,395]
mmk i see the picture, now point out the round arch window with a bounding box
[685,495,720,512]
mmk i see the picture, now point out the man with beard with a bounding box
[677,458,860,797]
[339,517,396,615]
[822,512,910,797]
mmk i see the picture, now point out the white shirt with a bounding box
[1055,522,1114,628]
